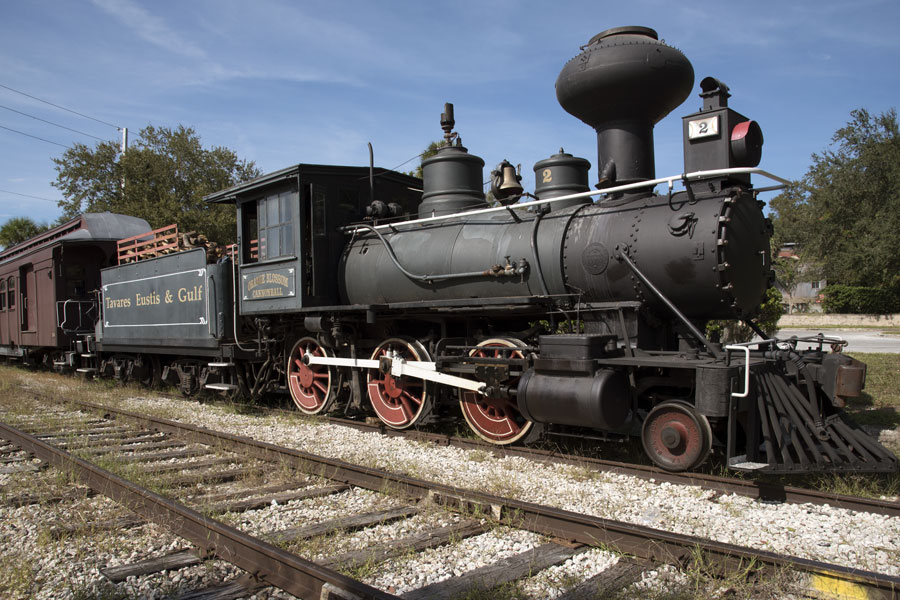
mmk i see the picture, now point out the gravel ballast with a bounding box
[2,378,898,598]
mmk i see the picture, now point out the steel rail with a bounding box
[0,420,400,600]
[136,393,900,518]
[323,415,900,518]
[72,401,900,599]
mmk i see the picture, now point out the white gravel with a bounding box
[2,377,900,599]
[99,392,899,575]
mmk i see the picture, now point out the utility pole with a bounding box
[120,127,127,194]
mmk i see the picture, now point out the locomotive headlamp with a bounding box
[730,120,764,167]
[682,77,764,184]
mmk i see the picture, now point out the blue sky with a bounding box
[1,0,899,226]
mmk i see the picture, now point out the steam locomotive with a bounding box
[1,27,895,473]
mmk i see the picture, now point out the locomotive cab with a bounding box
[207,164,421,314]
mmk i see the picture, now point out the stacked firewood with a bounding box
[118,226,230,264]
[180,231,227,263]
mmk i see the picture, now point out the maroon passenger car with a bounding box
[0,212,149,364]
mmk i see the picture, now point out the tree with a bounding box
[52,125,261,244]
[409,141,442,179]
[0,217,49,249]
[768,108,900,289]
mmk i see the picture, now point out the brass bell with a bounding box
[491,160,524,203]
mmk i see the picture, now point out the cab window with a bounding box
[257,190,294,260]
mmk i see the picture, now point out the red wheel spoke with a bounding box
[313,371,328,379]
[401,390,422,406]
[399,397,415,421]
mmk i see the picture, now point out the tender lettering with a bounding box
[105,296,131,308]
[135,291,161,306]
[178,285,204,303]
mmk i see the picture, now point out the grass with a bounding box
[0,554,38,599]
[843,353,900,458]
[608,553,802,600]
[779,324,900,334]
[846,353,900,411]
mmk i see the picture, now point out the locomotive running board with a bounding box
[303,355,488,394]
[730,366,898,473]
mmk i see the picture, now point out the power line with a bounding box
[0,124,70,148]
[0,103,108,141]
[0,83,120,130]
[0,188,60,203]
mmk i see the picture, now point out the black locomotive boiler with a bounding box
[27,26,898,473]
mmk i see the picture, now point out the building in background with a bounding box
[775,243,826,313]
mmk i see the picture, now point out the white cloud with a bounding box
[91,0,207,60]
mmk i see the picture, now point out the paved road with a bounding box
[771,328,900,354]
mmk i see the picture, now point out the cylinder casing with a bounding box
[517,367,630,430]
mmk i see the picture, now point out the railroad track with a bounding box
[49,373,900,517]
[2,399,899,599]
[321,414,900,519]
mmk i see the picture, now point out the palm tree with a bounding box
[0,217,48,249]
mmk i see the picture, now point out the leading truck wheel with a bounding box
[641,400,712,471]
[459,338,540,445]
[287,337,339,415]
[367,337,433,429]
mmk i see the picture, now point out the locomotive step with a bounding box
[81,353,97,358]
[76,368,98,374]
[205,383,237,391]
[207,362,235,368]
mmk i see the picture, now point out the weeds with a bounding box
[847,353,900,412]
[0,554,38,599]
[803,472,900,499]
[612,550,801,600]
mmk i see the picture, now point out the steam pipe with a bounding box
[529,210,551,297]
[350,223,527,284]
